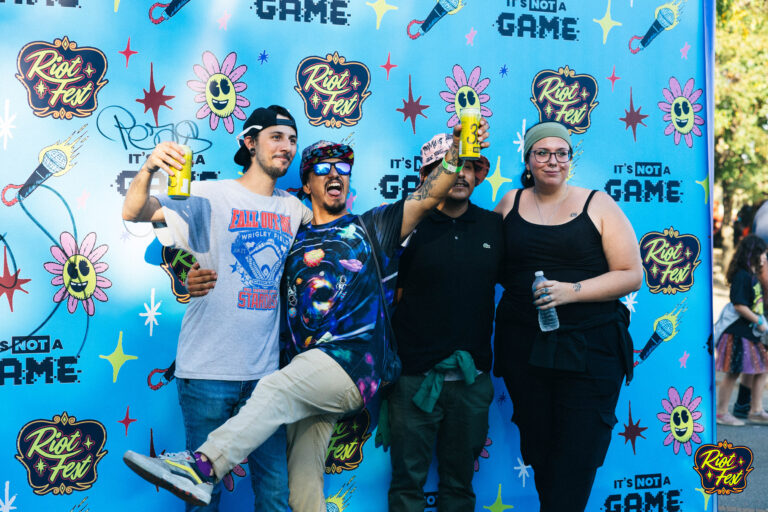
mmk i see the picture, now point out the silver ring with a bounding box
[543,294,550,301]
[543,287,550,294]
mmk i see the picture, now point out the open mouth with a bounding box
[212,99,229,110]
[674,428,688,437]
[675,119,689,129]
[326,180,344,198]
[69,281,87,293]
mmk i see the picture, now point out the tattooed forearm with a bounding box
[408,160,455,201]
[573,282,582,292]
[444,143,460,166]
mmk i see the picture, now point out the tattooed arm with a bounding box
[400,119,490,239]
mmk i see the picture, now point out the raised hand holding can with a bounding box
[458,107,482,160]
[168,145,192,199]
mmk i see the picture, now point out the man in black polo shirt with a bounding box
[387,133,503,512]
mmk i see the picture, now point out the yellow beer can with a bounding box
[168,145,192,199]
[458,107,482,160]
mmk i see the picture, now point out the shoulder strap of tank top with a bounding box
[582,189,599,213]
[512,188,523,213]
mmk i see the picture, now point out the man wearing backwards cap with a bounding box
[122,105,312,512]
[386,134,503,512]
[124,119,491,510]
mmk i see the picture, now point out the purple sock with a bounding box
[193,452,214,479]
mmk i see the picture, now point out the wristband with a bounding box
[441,157,461,173]
[759,316,765,326]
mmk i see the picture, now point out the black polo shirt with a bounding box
[393,202,504,375]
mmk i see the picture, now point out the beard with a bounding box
[321,198,347,215]
[255,151,289,179]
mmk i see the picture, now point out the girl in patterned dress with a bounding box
[716,234,768,425]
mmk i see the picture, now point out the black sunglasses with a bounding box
[312,162,352,176]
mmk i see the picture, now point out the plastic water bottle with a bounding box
[533,270,559,332]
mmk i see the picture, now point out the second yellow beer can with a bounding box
[458,107,482,160]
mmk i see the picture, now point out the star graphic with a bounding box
[681,41,691,59]
[485,156,513,201]
[618,401,647,455]
[139,288,162,336]
[684,247,692,259]
[381,52,397,80]
[621,291,638,318]
[0,99,17,150]
[258,50,269,64]
[99,331,138,382]
[513,457,532,487]
[218,10,231,30]
[483,484,514,512]
[0,246,30,312]
[34,80,48,98]
[0,480,17,512]
[580,88,589,100]
[366,0,398,29]
[119,38,138,68]
[230,263,239,273]
[136,63,175,127]
[695,487,712,510]
[83,63,95,78]
[179,269,188,282]
[678,350,691,368]
[499,65,508,78]
[396,75,429,134]
[466,27,478,45]
[650,264,659,277]
[83,436,94,449]
[76,189,90,209]
[114,0,120,11]
[118,406,138,435]
[310,92,322,108]
[606,65,621,91]
[619,88,648,142]
[544,103,553,117]
[696,177,709,203]
[513,118,527,162]
[496,390,507,405]
[120,231,131,242]
[351,77,360,89]
[593,0,622,44]
[34,459,47,475]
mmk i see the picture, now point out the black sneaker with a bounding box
[733,402,750,419]
[123,450,214,506]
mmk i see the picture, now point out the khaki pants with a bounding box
[199,349,363,512]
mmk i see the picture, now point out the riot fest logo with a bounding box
[295,52,371,128]
[639,226,701,295]
[693,439,754,495]
[16,412,107,495]
[530,65,598,134]
[16,36,108,119]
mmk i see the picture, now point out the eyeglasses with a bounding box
[531,149,571,163]
[312,162,352,175]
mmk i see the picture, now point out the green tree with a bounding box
[715,0,768,262]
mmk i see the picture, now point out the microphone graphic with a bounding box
[637,317,675,362]
[18,147,67,200]
[149,0,192,24]
[629,3,680,54]
[408,0,466,39]
[2,125,86,207]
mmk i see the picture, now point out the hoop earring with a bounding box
[249,148,256,156]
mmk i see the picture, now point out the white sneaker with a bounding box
[123,450,213,506]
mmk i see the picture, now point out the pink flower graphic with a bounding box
[657,386,704,456]
[44,232,111,316]
[187,51,250,133]
[440,65,492,128]
[658,77,704,148]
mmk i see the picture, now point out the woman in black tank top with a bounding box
[492,122,643,512]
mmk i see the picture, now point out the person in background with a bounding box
[387,133,501,512]
[715,234,768,426]
[492,121,642,511]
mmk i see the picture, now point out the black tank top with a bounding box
[499,189,614,325]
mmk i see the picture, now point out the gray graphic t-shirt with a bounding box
[154,180,312,380]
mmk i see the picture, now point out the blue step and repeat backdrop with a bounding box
[0,1,716,511]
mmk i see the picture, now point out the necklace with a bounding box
[532,184,569,225]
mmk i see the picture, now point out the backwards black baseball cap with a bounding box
[233,105,298,167]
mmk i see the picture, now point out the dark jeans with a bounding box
[388,372,494,512]
[177,378,289,512]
